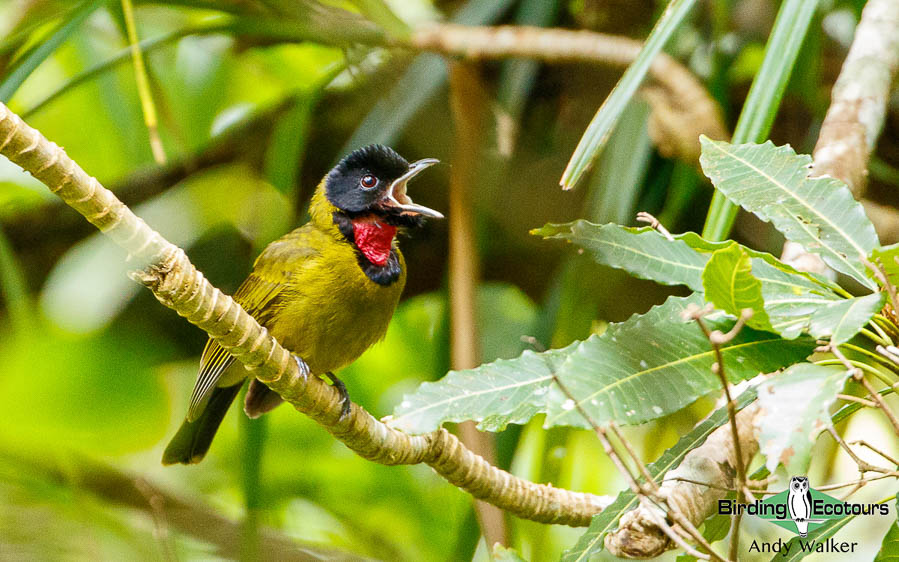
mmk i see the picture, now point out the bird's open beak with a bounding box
[382,158,443,218]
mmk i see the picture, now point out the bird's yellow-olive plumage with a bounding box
[163,145,440,465]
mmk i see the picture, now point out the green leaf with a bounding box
[807,292,886,345]
[872,243,899,289]
[544,295,813,428]
[533,223,708,291]
[388,341,578,433]
[757,363,851,474]
[875,522,899,561]
[563,387,758,562]
[700,138,879,288]
[702,0,821,240]
[0,0,105,103]
[537,223,849,340]
[391,294,814,433]
[702,243,774,331]
[560,0,699,189]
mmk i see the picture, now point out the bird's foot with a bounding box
[293,354,311,381]
[325,371,352,421]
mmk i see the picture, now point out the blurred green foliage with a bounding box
[1,0,898,561]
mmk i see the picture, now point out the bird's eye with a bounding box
[360,174,378,189]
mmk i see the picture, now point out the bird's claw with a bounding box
[293,354,310,381]
[325,371,352,421]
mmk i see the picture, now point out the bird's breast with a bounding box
[268,238,406,374]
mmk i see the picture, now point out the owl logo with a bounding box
[788,476,813,537]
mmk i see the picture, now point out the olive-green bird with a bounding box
[163,145,441,465]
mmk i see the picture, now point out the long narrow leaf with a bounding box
[0,1,104,103]
[560,0,699,189]
[702,0,820,240]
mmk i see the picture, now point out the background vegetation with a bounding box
[0,0,897,560]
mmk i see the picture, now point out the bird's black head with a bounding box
[325,145,442,225]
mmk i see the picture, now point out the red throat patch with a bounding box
[353,221,397,266]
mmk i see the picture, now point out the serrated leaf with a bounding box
[808,292,887,345]
[564,387,758,562]
[702,243,774,331]
[388,342,579,433]
[699,138,879,288]
[875,522,899,561]
[539,222,878,342]
[757,364,851,474]
[534,223,707,291]
[391,294,813,433]
[544,294,813,428]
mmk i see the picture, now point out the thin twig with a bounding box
[829,344,899,436]
[847,440,899,467]
[690,307,751,562]
[863,254,899,315]
[836,394,878,408]
[551,374,642,495]
[552,375,725,561]
[636,211,674,241]
[827,426,891,474]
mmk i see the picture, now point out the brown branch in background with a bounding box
[447,61,508,547]
[812,0,899,198]
[410,23,729,165]
[0,101,614,527]
[782,0,899,264]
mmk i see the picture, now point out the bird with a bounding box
[162,145,441,465]
[787,476,812,537]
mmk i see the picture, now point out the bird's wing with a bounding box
[186,230,320,421]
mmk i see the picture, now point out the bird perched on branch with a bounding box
[163,145,441,465]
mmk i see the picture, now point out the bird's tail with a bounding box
[162,383,242,465]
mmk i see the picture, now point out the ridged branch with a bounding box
[0,101,611,526]
[409,23,728,163]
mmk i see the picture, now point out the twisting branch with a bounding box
[409,23,728,164]
[782,0,899,266]
[0,101,612,527]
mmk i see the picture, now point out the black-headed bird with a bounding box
[163,145,441,465]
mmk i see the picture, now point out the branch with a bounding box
[782,0,899,266]
[447,61,508,546]
[606,403,760,558]
[0,102,612,526]
[409,23,728,164]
